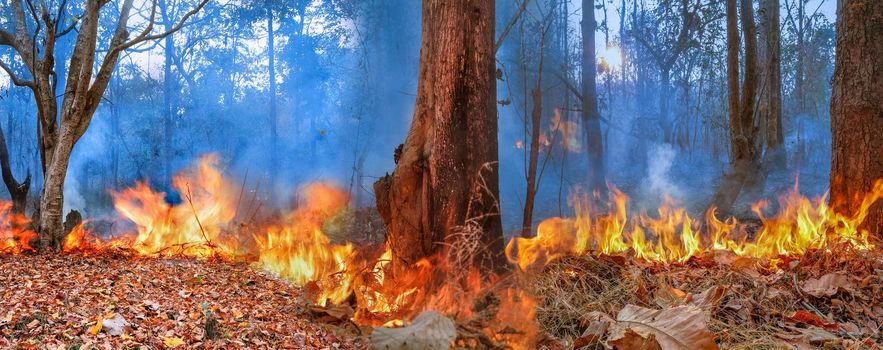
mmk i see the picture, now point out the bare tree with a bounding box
[712,0,760,215]
[582,0,605,193]
[0,0,209,249]
[759,0,784,166]
[630,0,704,144]
[521,6,555,238]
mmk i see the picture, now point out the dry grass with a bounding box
[526,248,883,349]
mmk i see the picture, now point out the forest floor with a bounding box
[0,253,366,350]
[527,247,883,349]
[2,246,882,349]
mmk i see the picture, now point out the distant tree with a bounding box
[521,5,555,238]
[712,0,760,215]
[374,0,505,270]
[582,0,605,194]
[0,0,208,249]
[829,0,883,235]
[629,0,705,144]
[759,0,784,166]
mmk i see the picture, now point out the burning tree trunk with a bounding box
[830,0,883,235]
[374,0,505,270]
[713,0,760,215]
[0,124,30,214]
[582,0,605,193]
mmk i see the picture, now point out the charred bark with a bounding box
[830,0,883,235]
[374,0,505,271]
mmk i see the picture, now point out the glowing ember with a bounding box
[507,180,883,269]
[0,202,37,254]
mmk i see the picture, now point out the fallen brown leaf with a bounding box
[802,273,853,297]
[608,304,719,350]
[608,328,662,350]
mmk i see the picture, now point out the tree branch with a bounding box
[0,59,35,89]
[495,0,530,53]
[118,0,209,52]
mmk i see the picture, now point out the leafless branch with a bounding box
[117,0,210,52]
[495,0,530,53]
[0,60,35,89]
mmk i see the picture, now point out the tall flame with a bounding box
[507,180,883,269]
[111,154,238,257]
[255,183,356,304]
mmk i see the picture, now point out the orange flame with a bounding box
[255,183,356,305]
[507,180,883,269]
[111,154,238,257]
[0,202,37,254]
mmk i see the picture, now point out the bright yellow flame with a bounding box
[508,180,883,269]
[111,154,238,257]
[254,183,356,305]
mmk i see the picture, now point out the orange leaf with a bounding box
[783,310,838,330]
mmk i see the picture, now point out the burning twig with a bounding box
[183,183,213,246]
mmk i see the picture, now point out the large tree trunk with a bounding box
[582,0,605,193]
[39,133,75,250]
[743,0,784,201]
[374,0,505,271]
[830,0,883,236]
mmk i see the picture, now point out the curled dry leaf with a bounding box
[370,311,455,350]
[608,304,719,350]
[689,285,728,310]
[653,281,687,308]
[802,273,853,297]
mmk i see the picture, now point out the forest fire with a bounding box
[0,202,36,254]
[32,153,879,347]
[507,181,883,269]
[3,0,883,347]
[0,158,880,349]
